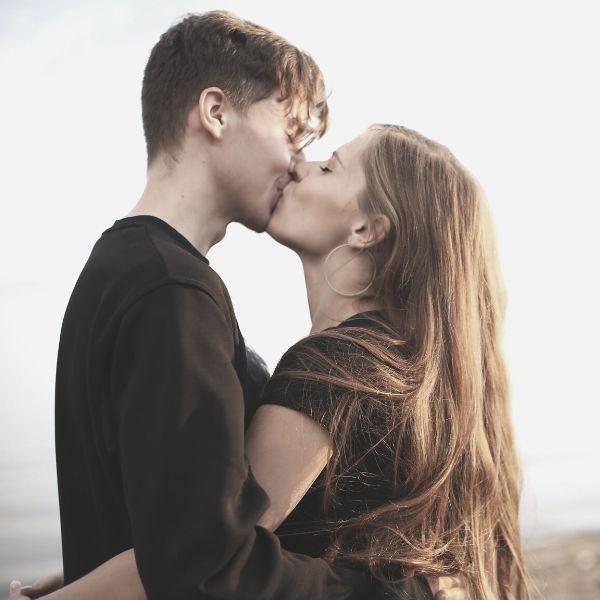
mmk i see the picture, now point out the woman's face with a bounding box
[266,131,374,257]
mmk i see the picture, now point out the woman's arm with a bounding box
[245,404,332,531]
[245,404,468,600]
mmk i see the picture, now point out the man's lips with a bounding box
[271,179,295,213]
[275,174,294,195]
[270,188,284,213]
[279,180,296,197]
[272,182,287,204]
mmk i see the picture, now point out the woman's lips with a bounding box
[280,180,296,198]
[270,188,284,213]
[271,181,291,211]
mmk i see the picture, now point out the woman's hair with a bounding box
[142,10,328,166]
[275,125,530,598]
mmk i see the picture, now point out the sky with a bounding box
[1,0,599,568]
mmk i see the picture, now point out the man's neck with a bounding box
[127,156,231,256]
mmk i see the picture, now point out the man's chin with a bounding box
[244,221,267,234]
[238,211,270,234]
[239,197,281,234]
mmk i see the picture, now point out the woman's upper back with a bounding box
[260,310,406,557]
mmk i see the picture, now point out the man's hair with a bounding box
[142,11,329,166]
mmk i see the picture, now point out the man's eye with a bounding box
[320,166,332,173]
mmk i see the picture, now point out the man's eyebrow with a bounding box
[333,151,344,167]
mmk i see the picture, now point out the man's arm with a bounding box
[110,282,373,600]
[10,283,462,600]
[11,400,462,600]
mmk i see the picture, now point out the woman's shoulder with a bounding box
[259,310,400,429]
[276,310,393,370]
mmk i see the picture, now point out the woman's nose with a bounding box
[289,153,309,182]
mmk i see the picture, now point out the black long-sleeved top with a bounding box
[55,216,375,599]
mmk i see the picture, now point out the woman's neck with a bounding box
[300,255,379,334]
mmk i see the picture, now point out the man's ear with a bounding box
[348,214,390,249]
[196,87,228,140]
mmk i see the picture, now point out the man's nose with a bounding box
[289,152,308,182]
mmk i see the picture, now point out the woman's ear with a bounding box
[195,87,228,140]
[348,214,390,249]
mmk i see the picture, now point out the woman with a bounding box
[12,124,528,599]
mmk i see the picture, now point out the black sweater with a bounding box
[55,216,375,600]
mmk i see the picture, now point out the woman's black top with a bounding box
[262,311,433,598]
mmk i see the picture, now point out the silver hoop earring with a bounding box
[323,244,376,298]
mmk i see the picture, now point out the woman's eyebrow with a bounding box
[333,151,344,167]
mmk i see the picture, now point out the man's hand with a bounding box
[428,574,468,600]
[8,571,64,599]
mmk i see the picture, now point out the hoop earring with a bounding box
[323,244,376,298]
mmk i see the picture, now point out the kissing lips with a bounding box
[270,188,284,214]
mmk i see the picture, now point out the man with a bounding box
[12,11,464,600]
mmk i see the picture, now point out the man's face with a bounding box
[223,92,299,232]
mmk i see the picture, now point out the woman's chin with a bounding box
[265,220,291,247]
[265,216,301,252]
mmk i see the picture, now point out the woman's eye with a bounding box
[320,166,332,173]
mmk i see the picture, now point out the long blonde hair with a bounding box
[275,125,530,598]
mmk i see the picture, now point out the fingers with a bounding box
[23,571,64,598]
[434,576,468,600]
[437,575,465,589]
[25,581,48,599]
[9,580,20,599]
[7,578,53,600]
[452,574,467,588]
[9,581,27,600]
[426,575,441,595]
[19,585,40,599]
[435,589,466,600]
[432,574,468,600]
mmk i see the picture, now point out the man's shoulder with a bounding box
[101,218,228,300]
[77,218,234,322]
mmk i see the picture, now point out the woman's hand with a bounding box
[9,581,30,600]
[8,570,64,599]
[428,574,468,599]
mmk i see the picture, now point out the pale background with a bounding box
[1,0,598,588]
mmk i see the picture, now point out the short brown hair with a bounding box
[142,11,329,165]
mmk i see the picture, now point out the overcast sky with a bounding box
[1,0,599,543]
